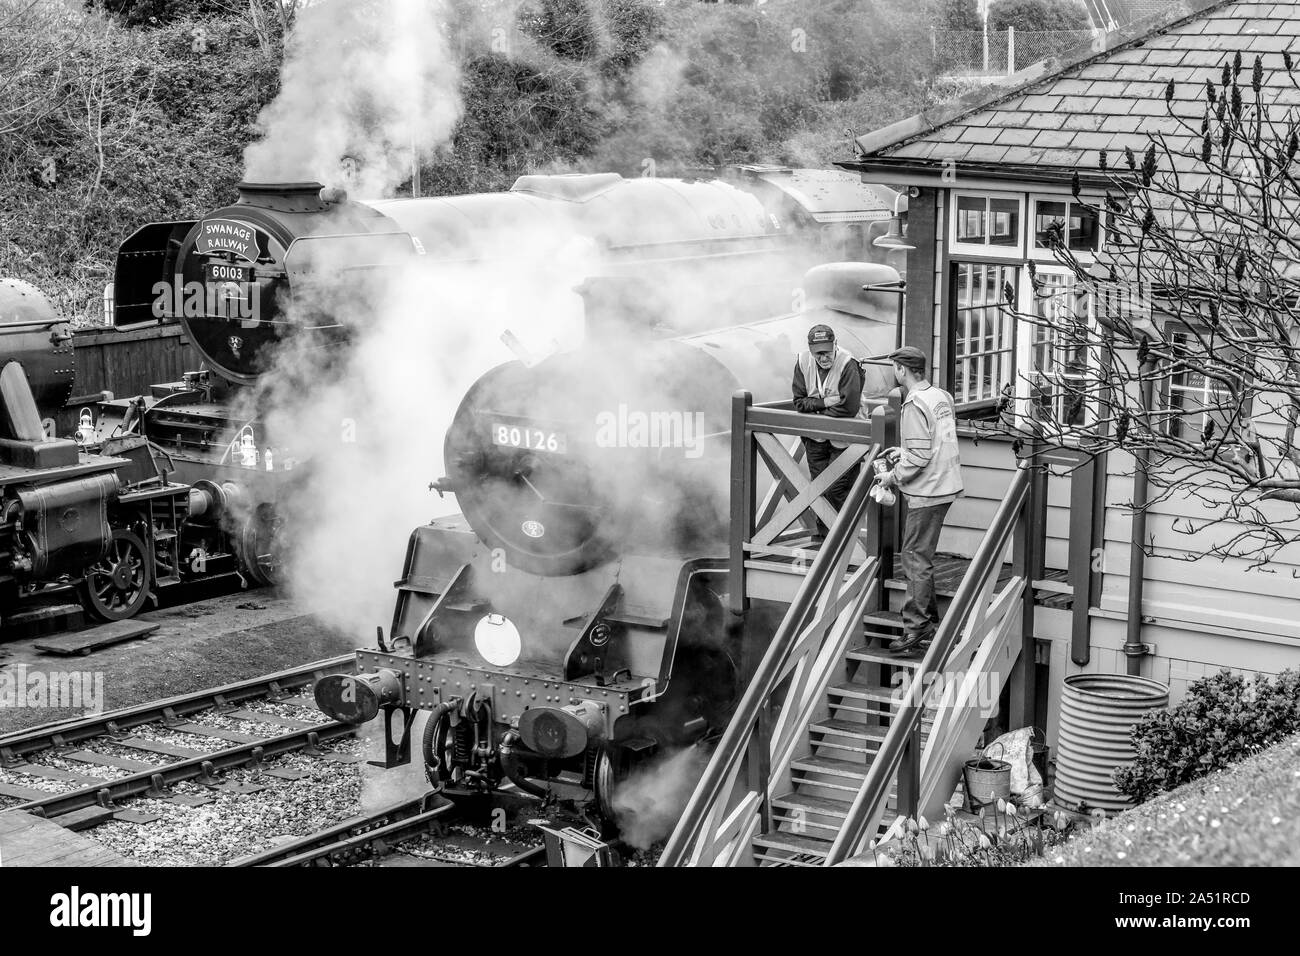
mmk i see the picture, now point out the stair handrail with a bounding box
[658,446,879,867]
[824,463,1032,865]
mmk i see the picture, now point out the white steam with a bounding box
[252,238,594,636]
[611,745,710,851]
[243,0,461,197]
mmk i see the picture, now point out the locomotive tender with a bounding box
[315,261,904,822]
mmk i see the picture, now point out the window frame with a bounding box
[1027,193,1105,261]
[1158,325,1255,445]
[949,190,1026,259]
[1016,262,1098,433]
[949,259,1019,415]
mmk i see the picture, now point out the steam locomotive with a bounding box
[0,277,267,625]
[95,168,902,596]
[314,260,903,823]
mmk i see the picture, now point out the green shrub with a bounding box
[1114,669,1300,804]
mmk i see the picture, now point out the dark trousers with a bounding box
[900,501,952,640]
[803,439,860,537]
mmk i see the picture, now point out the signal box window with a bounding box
[1032,199,1100,254]
[952,262,1016,410]
[1163,330,1250,442]
[952,194,1021,254]
[1027,270,1092,428]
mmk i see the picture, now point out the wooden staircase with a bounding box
[657,391,1039,868]
[755,611,936,865]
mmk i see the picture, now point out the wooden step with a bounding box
[772,791,853,819]
[753,850,825,867]
[848,647,922,667]
[752,831,832,859]
[811,718,890,740]
[791,754,871,780]
[771,809,841,834]
[828,681,898,704]
[863,610,903,628]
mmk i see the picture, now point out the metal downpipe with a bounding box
[1125,366,1156,676]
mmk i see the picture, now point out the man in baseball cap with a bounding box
[792,324,866,541]
[874,345,964,653]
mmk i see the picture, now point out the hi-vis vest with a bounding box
[798,347,868,449]
[899,384,964,505]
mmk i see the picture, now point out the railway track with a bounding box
[229,792,546,867]
[0,655,552,866]
[0,655,356,827]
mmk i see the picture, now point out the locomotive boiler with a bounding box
[315,261,903,823]
[1,277,75,418]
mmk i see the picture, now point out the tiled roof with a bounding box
[850,0,1300,182]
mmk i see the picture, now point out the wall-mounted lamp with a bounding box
[873,191,916,251]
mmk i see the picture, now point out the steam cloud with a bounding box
[611,745,711,851]
[243,0,461,197]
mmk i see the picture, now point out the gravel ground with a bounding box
[0,591,357,735]
[388,823,544,866]
[1031,731,1300,866]
[91,736,365,866]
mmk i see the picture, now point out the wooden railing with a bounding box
[824,464,1033,864]
[658,391,897,867]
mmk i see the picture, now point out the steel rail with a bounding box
[13,720,354,819]
[231,795,457,867]
[0,653,355,764]
[234,795,548,868]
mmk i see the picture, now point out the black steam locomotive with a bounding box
[0,277,273,625]
[314,261,903,822]
[96,169,902,596]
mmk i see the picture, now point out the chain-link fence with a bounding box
[932,28,1095,78]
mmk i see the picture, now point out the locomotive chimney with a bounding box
[235,181,329,213]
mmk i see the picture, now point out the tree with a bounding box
[988,0,1091,33]
[935,0,981,31]
[997,53,1300,568]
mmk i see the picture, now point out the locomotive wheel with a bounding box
[422,711,456,788]
[80,529,152,622]
[592,745,629,824]
[236,505,283,587]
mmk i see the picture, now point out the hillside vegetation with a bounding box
[1,0,945,322]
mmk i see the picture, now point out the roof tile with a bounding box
[997,146,1039,165]
[1019,94,1064,111]
[1025,111,1069,129]
[1050,78,1094,95]
[1123,80,1172,98]
[1060,112,1109,131]
[1146,48,1190,67]
[1091,96,1136,115]
[1031,129,1076,148]
[994,127,1040,147]
[1105,114,1152,133]
[1129,98,1175,116]
[1087,80,1131,97]
[928,142,973,160]
[957,125,1003,144]
[1057,95,1101,113]
[1251,35,1300,51]
[975,146,1012,164]
[1069,131,1118,152]
[1177,34,1235,51]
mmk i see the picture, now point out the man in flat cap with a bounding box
[793,324,865,541]
[875,346,963,653]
